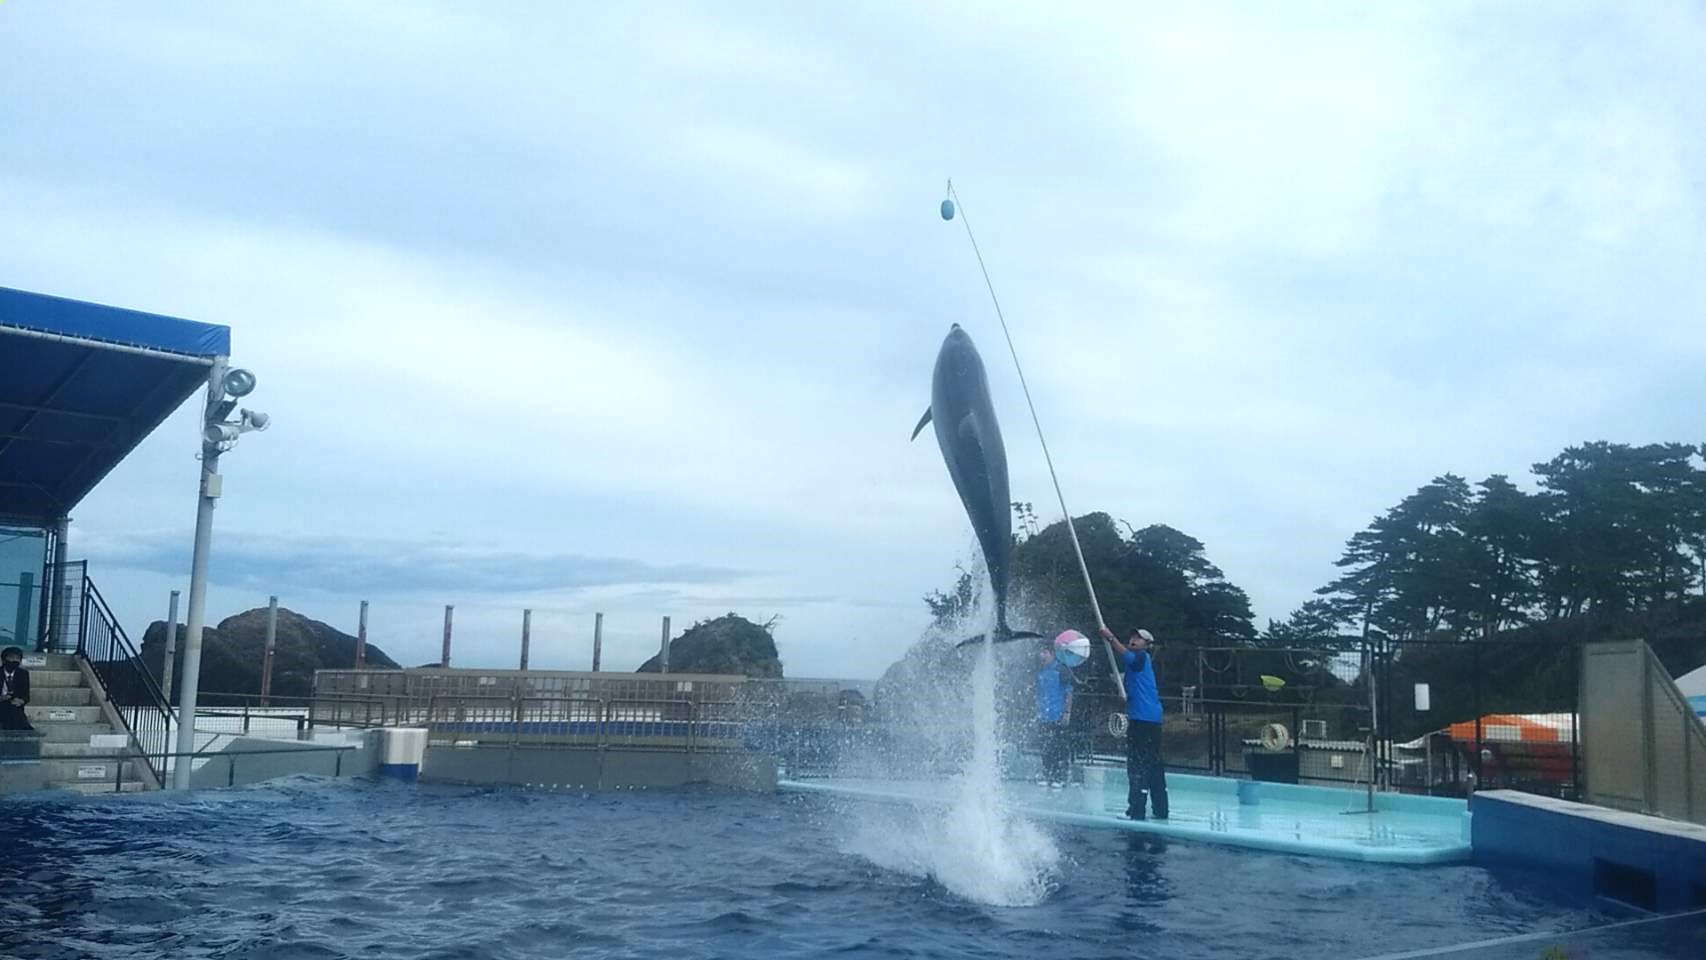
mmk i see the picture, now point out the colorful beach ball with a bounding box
[1053,629,1090,667]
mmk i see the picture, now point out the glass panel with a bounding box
[0,526,49,651]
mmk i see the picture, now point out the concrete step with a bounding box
[50,780,151,795]
[40,741,132,758]
[25,705,103,725]
[40,757,146,784]
[27,670,87,688]
[29,687,94,707]
[16,652,79,671]
[38,723,113,743]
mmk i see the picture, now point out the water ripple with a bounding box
[0,779,1688,959]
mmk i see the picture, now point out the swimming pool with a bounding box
[2,778,1700,959]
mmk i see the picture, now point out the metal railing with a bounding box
[420,693,747,752]
[74,574,174,786]
[74,744,360,795]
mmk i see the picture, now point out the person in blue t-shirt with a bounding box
[1035,644,1074,787]
[1099,627,1168,820]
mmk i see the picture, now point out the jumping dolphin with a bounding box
[912,324,1043,647]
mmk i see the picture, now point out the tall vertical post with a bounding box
[441,605,454,668]
[172,361,228,790]
[591,612,604,672]
[659,615,671,674]
[519,609,532,671]
[162,590,181,704]
[355,600,368,668]
[260,596,278,706]
[48,516,69,651]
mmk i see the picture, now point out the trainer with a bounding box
[1099,627,1168,820]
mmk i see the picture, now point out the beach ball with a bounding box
[1053,629,1090,667]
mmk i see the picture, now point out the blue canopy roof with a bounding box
[0,287,231,526]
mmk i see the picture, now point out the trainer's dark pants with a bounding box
[1039,721,1071,782]
[1125,720,1168,819]
[0,701,32,731]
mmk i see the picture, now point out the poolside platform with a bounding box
[779,769,1472,865]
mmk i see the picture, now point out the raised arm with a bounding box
[1099,627,1129,659]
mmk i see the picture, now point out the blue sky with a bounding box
[2,2,1702,677]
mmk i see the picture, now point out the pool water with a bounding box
[0,778,1698,959]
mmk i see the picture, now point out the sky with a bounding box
[2,2,1702,678]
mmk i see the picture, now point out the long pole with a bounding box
[659,616,671,674]
[520,609,532,671]
[172,361,227,789]
[260,595,278,706]
[591,612,603,672]
[355,600,368,668]
[945,182,1125,701]
[162,590,180,704]
[441,605,454,668]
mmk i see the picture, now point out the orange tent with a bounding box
[1445,712,1574,745]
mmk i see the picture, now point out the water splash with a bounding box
[843,623,1059,906]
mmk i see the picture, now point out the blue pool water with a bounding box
[1,778,1700,959]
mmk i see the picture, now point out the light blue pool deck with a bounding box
[779,768,1473,865]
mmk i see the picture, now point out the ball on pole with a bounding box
[940,198,955,221]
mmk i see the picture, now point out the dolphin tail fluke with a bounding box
[952,628,1046,648]
[910,407,933,441]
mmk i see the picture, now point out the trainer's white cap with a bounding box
[1133,628,1155,643]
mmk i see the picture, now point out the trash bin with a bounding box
[1245,749,1299,784]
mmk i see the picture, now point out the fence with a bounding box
[296,637,1599,801]
[1051,637,1588,800]
[1582,639,1706,823]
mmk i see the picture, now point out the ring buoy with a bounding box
[1108,713,1128,738]
[1259,723,1292,752]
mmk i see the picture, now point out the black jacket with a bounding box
[1,664,29,705]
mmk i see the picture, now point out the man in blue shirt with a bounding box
[1035,644,1074,787]
[1100,627,1168,820]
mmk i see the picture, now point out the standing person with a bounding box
[1,646,32,731]
[1035,643,1074,787]
[1099,627,1167,820]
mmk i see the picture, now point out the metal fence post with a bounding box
[1472,642,1483,787]
[355,600,368,669]
[520,609,532,671]
[162,590,180,704]
[441,605,454,668]
[592,612,603,672]
[260,596,278,706]
[659,616,671,674]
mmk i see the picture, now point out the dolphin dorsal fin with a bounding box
[910,407,933,441]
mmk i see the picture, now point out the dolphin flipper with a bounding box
[952,629,1046,648]
[911,407,933,441]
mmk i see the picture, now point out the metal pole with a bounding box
[441,605,454,668]
[355,600,368,669]
[260,595,278,706]
[659,616,671,674]
[520,609,532,671]
[592,612,603,672]
[162,590,180,704]
[48,516,69,651]
[172,361,228,790]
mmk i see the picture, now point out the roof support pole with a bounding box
[48,517,70,651]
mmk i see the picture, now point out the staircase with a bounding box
[25,652,153,794]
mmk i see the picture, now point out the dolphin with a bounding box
[912,324,1043,647]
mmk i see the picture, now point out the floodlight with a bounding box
[203,423,241,445]
[222,368,257,398]
[240,409,270,432]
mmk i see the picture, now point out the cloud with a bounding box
[3,1,1704,678]
[83,530,743,597]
